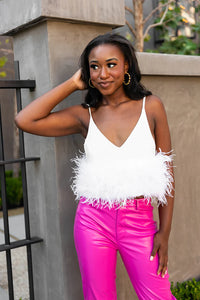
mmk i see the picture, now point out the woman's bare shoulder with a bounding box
[146,94,163,106]
[146,95,166,116]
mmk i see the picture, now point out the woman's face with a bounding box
[88,44,128,97]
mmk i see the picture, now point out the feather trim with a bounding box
[71,150,174,208]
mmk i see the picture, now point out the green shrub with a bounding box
[6,177,23,208]
[171,278,200,300]
[0,171,23,210]
[5,170,13,178]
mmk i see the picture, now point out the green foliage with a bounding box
[0,39,10,77]
[154,5,183,36]
[192,23,200,34]
[0,171,23,210]
[0,56,7,68]
[144,34,151,42]
[158,35,198,55]
[149,0,200,55]
[0,71,6,77]
[0,56,7,77]
[126,32,134,43]
[171,279,200,299]
[195,5,200,14]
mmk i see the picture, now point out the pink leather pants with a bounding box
[74,198,176,300]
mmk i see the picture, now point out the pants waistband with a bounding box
[120,198,152,209]
[79,197,152,210]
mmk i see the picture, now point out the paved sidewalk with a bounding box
[0,286,8,299]
[0,211,29,300]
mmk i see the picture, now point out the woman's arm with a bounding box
[148,95,175,278]
[15,69,86,136]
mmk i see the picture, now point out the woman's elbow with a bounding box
[15,114,21,128]
[14,114,27,131]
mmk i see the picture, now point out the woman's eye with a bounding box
[108,63,116,68]
[90,64,98,70]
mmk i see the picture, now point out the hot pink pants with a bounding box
[74,198,176,300]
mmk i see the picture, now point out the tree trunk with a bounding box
[133,0,144,51]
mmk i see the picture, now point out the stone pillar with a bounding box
[0,1,128,299]
[0,37,16,170]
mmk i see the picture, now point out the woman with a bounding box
[15,33,176,300]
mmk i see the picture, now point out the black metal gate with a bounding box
[0,61,43,300]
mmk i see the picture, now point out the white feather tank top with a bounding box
[71,97,173,207]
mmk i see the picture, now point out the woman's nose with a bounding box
[99,66,109,79]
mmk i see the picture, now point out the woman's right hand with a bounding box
[71,69,86,91]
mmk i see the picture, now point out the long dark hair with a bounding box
[80,33,152,108]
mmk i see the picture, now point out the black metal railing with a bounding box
[0,61,43,300]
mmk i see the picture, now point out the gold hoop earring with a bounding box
[89,78,95,88]
[123,72,131,86]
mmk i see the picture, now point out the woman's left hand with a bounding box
[150,231,169,278]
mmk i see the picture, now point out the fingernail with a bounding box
[165,270,168,275]
[150,256,154,261]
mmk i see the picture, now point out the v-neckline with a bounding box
[89,99,144,149]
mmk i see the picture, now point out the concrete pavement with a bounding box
[0,286,8,299]
[0,212,29,300]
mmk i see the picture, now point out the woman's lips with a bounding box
[98,81,113,88]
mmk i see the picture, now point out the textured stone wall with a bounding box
[141,73,200,283]
[0,37,16,169]
[0,0,125,34]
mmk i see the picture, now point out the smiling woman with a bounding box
[15,33,176,300]
[80,33,152,109]
[89,45,127,95]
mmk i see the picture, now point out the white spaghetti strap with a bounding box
[142,96,146,110]
[88,107,92,117]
